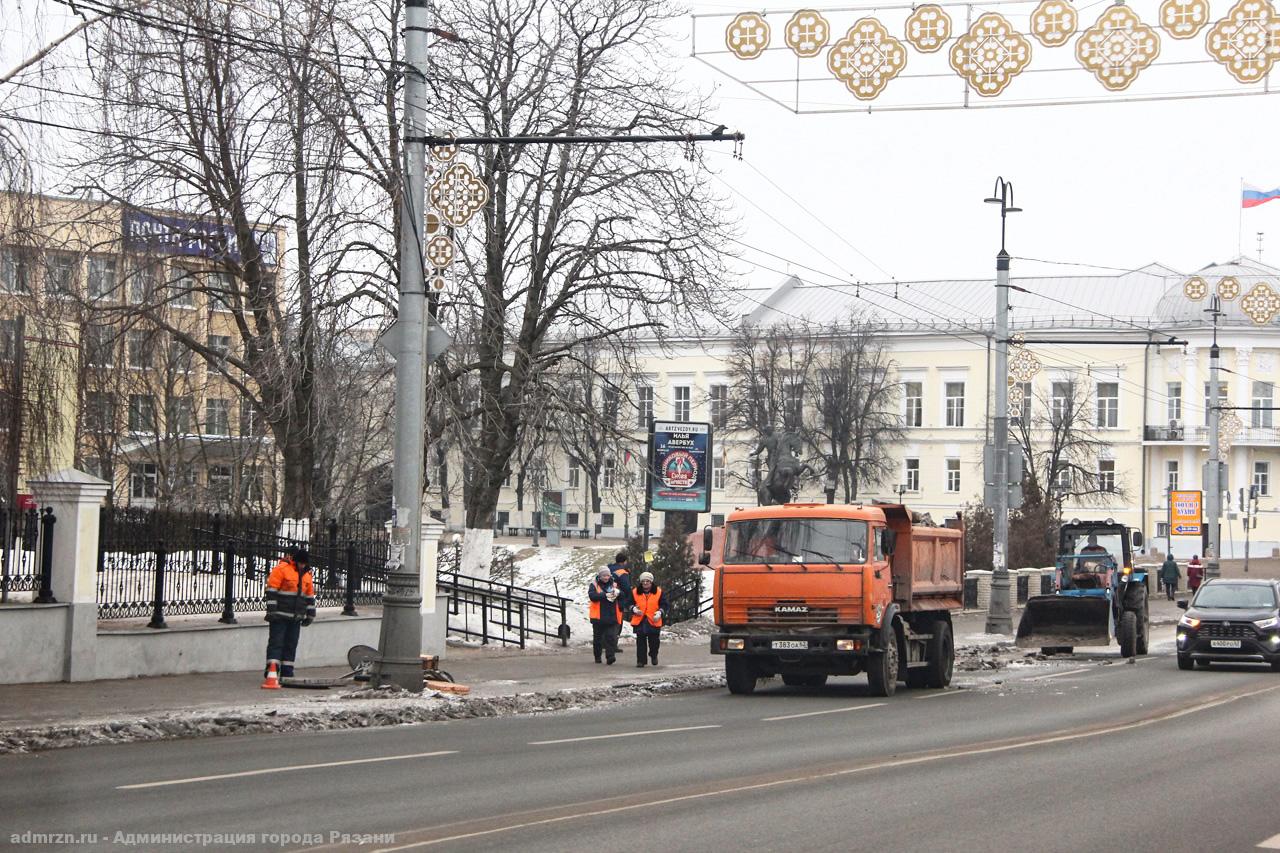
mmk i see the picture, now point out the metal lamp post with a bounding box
[984,177,1022,635]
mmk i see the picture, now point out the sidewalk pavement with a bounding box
[0,601,1184,734]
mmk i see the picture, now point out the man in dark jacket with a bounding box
[265,548,316,679]
[608,551,634,637]
[629,571,670,667]
[588,567,622,665]
[1159,555,1180,601]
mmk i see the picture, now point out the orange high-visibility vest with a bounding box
[589,581,621,622]
[630,586,664,628]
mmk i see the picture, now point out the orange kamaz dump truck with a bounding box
[704,502,965,696]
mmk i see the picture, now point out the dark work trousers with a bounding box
[592,621,620,663]
[635,631,661,665]
[266,620,302,677]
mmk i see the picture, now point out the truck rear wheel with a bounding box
[1118,610,1138,658]
[725,657,757,695]
[925,621,954,689]
[867,633,899,698]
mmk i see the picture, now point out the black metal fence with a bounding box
[96,508,388,621]
[436,544,572,647]
[0,506,56,603]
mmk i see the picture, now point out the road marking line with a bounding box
[364,682,1280,852]
[116,751,457,790]
[1258,832,1280,849]
[1032,667,1092,681]
[529,725,720,746]
[914,690,966,700]
[761,703,886,722]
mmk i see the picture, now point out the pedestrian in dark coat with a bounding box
[1159,556,1180,601]
[588,567,622,665]
[264,548,315,678]
[1187,555,1204,593]
[629,571,670,667]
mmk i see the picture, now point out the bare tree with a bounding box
[426,0,732,572]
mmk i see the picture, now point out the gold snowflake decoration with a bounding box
[1030,0,1079,47]
[1219,410,1244,455]
[1206,0,1280,83]
[426,211,441,236]
[785,9,830,57]
[1010,346,1043,382]
[426,235,455,269]
[429,276,447,293]
[1183,276,1208,300]
[1241,281,1280,323]
[949,13,1033,97]
[827,18,909,101]
[905,5,952,53]
[1218,276,1241,300]
[727,12,771,59]
[1008,382,1026,418]
[1076,4,1162,91]
[1160,0,1212,38]
[431,143,457,163]
[430,162,490,228]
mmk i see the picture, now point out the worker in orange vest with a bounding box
[608,550,633,634]
[588,566,623,665]
[630,571,670,668]
[264,547,316,678]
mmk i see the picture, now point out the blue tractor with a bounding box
[1015,519,1148,657]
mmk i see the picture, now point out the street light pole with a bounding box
[373,0,430,691]
[1205,299,1223,581]
[984,177,1021,636]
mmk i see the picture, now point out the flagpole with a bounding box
[1239,177,1244,259]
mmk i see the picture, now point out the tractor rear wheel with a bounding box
[1118,610,1139,658]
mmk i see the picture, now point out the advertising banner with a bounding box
[1170,489,1203,536]
[541,490,564,529]
[648,421,711,513]
[123,210,278,267]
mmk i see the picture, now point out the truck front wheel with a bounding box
[726,656,757,695]
[867,634,899,697]
[925,621,954,689]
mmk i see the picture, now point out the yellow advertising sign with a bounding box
[1170,490,1203,536]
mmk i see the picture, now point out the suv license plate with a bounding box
[1210,639,1242,649]
[772,640,809,650]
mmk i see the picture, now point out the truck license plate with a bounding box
[772,640,809,650]
[1210,639,1241,649]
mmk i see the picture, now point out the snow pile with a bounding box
[955,641,1024,672]
[0,672,725,754]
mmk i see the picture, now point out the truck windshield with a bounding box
[724,518,869,565]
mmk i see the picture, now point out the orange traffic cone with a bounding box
[261,662,281,690]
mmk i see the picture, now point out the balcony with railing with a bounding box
[1145,424,1280,445]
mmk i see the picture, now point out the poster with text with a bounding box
[648,421,711,513]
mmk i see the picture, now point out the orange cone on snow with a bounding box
[262,662,282,690]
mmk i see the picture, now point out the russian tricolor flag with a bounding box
[1243,184,1280,208]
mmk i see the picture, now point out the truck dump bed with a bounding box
[880,504,964,610]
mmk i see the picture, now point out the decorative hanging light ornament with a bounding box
[1217,276,1241,300]
[1240,281,1280,324]
[727,12,771,59]
[1183,276,1209,300]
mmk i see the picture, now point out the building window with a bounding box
[1054,466,1072,492]
[1255,462,1270,497]
[1096,382,1119,428]
[0,319,17,362]
[84,392,116,433]
[240,402,266,437]
[1156,522,1169,539]
[566,511,580,528]
[1051,381,1072,423]
[710,384,728,430]
[83,324,113,368]
[600,512,615,528]
[785,383,803,429]
[128,394,155,432]
[713,443,726,490]
[129,463,157,500]
[205,398,231,436]
[127,330,152,369]
[1204,382,1228,426]
[637,386,653,428]
[673,385,691,422]
[1015,381,1032,425]
[945,458,960,493]
[602,387,620,426]
[45,253,78,297]
[1166,460,1179,492]
[167,265,196,308]
[0,248,32,293]
[1252,381,1274,428]
[88,256,118,299]
[602,458,616,489]
[945,382,965,427]
[167,396,193,435]
[168,339,193,374]
[208,465,233,503]
[903,381,923,427]
[1098,459,1116,493]
[207,271,234,311]
[208,334,232,362]
[905,458,920,492]
[1167,382,1182,424]
[568,460,580,489]
[128,264,158,304]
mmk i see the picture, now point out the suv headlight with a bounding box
[1179,614,1201,629]
[1253,616,1280,630]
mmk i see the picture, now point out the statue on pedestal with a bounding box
[750,425,811,506]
